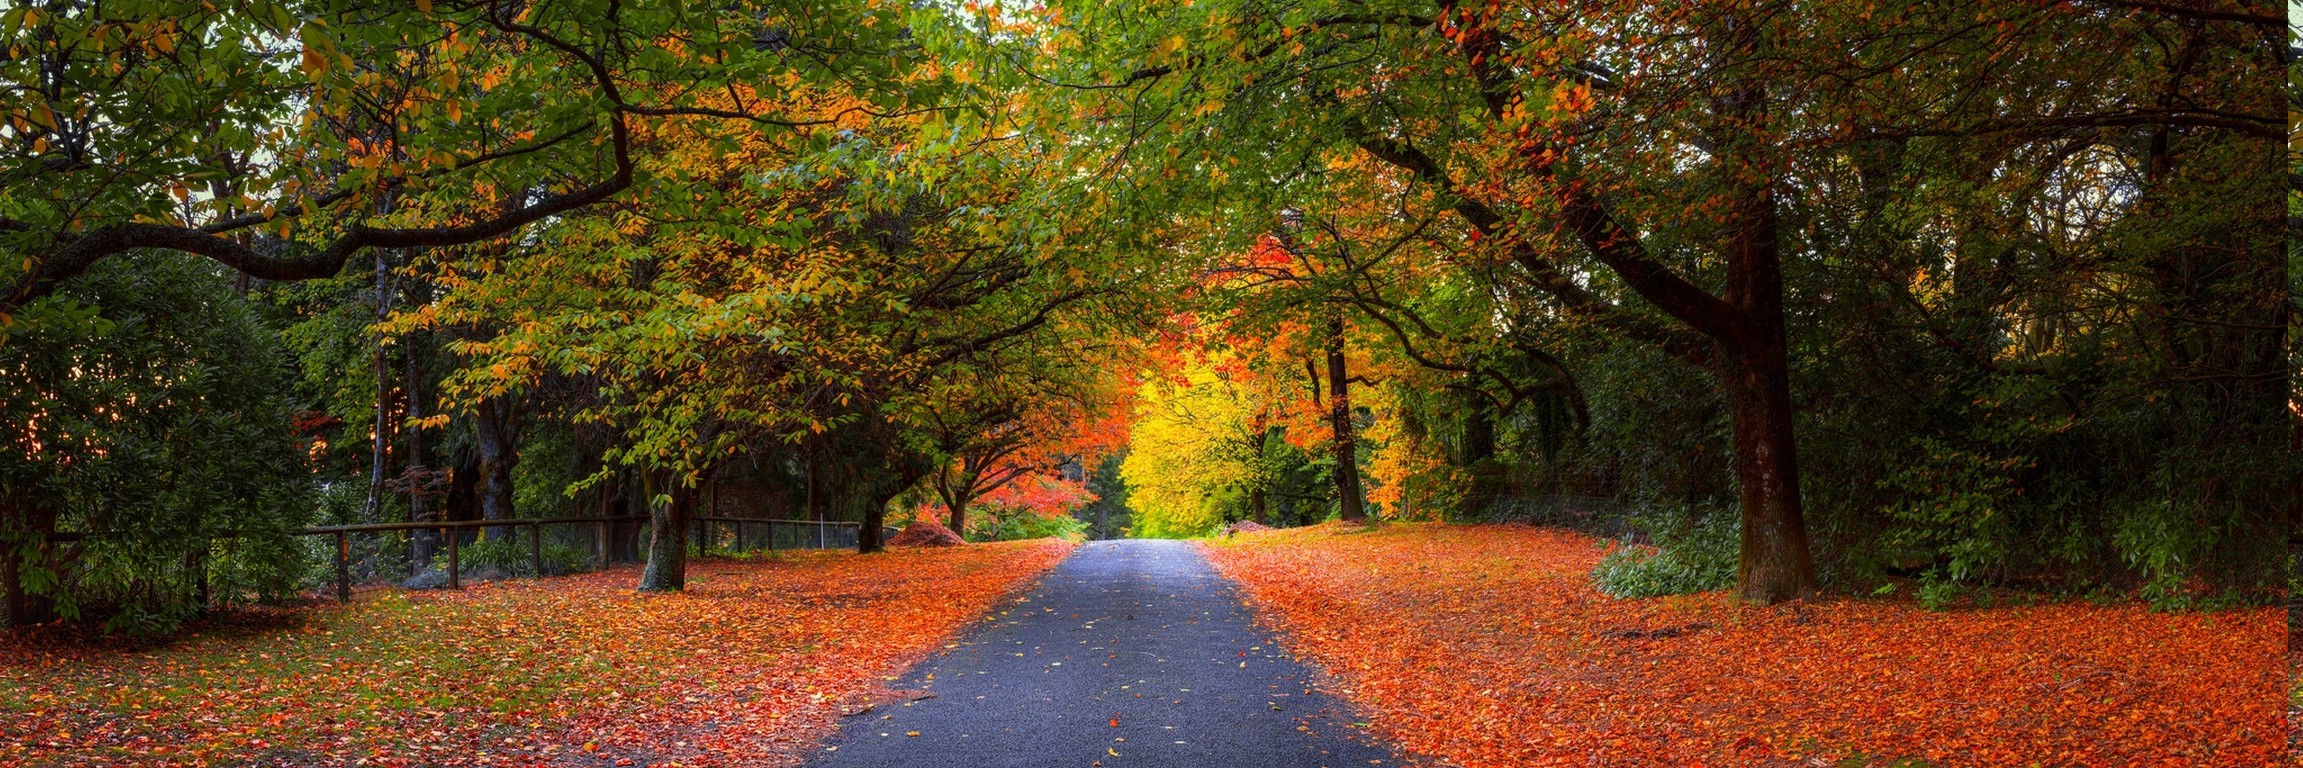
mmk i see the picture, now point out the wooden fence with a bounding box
[28,516,895,606]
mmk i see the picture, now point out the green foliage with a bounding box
[1912,577,1961,612]
[511,426,587,520]
[968,510,1088,543]
[1878,437,2016,587]
[1,255,313,632]
[437,536,591,579]
[1075,452,1134,540]
[1591,506,1739,599]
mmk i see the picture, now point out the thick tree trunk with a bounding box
[861,497,888,553]
[937,466,976,536]
[1716,111,1818,603]
[638,477,693,592]
[1461,393,1497,465]
[1722,348,1819,603]
[475,395,520,542]
[446,444,480,524]
[860,474,906,554]
[1326,315,1367,523]
[945,500,969,538]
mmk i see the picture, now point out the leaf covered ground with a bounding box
[0,540,1071,767]
[1203,523,2284,768]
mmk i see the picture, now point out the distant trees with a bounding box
[920,368,1122,537]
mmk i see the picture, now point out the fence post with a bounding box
[529,522,543,578]
[596,520,609,569]
[446,527,460,589]
[735,519,745,553]
[335,531,351,603]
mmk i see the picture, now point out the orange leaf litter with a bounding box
[1,539,1071,767]
[1203,523,2285,768]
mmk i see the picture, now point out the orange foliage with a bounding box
[1205,524,2285,767]
[0,541,1071,767]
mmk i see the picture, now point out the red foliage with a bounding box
[0,541,1072,767]
[1204,523,2287,767]
[976,473,1095,516]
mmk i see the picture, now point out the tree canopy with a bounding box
[0,0,2290,627]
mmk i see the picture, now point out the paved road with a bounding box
[806,539,1404,768]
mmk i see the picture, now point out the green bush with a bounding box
[433,535,592,577]
[969,510,1089,542]
[1591,505,1738,599]
[2,255,314,634]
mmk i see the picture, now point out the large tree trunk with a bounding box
[1326,315,1367,523]
[937,463,976,536]
[945,499,970,539]
[638,476,693,592]
[1716,107,1818,603]
[475,395,520,542]
[861,496,889,553]
[1722,349,1818,603]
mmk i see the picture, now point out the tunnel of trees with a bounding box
[0,0,2291,631]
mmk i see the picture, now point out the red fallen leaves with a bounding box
[1203,523,2286,768]
[1222,520,1275,536]
[0,539,1071,767]
[887,520,967,547]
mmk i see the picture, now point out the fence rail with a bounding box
[21,515,894,606]
[693,516,897,555]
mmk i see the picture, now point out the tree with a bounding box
[0,254,312,631]
[1009,0,2287,603]
[2,1,960,313]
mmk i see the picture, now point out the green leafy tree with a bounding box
[1,254,311,632]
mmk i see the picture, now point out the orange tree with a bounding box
[916,355,1131,538]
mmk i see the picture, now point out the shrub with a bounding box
[969,509,1089,542]
[1591,505,1738,599]
[432,535,591,578]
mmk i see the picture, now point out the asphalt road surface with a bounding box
[805,539,1405,768]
